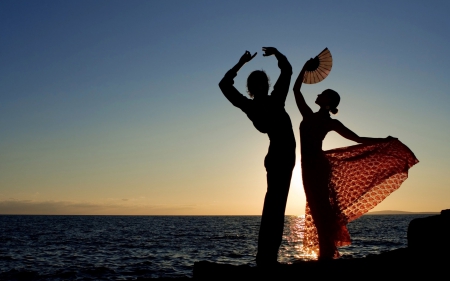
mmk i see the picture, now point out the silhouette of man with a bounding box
[219,47,296,265]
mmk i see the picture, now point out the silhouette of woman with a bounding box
[219,48,295,266]
[293,59,418,259]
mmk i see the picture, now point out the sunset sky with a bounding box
[1,0,449,215]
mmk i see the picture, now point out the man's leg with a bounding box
[256,165,294,265]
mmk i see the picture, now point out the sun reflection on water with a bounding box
[279,215,318,263]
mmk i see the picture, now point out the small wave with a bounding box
[226,253,245,258]
[209,235,246,240]
[82,266,116,276]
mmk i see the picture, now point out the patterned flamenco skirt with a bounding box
[301,139,419,258]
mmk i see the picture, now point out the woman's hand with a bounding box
[238,50,257,64]
[262,47,279,57]
[302,58,314,71]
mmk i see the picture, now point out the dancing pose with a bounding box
[219,47,295,265]
[294,59,418,259]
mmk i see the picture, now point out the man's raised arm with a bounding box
[262,47,292,105]
[219,50,257,109]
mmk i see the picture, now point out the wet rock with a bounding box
[408,209,450,256]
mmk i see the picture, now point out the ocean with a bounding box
[0,214,432,280]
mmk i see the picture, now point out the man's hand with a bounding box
[239,50,257,64]
[262,47,279,57]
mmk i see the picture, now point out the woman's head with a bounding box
[247,70,270,98]
[315,89,340,114]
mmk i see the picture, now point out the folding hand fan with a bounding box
[303,48,333,84]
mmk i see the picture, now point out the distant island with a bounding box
[367,210,439,215]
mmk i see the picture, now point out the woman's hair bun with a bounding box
[330,107,338,115]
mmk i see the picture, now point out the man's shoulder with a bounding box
[265,95,287,108]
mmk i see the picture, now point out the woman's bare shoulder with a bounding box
[330,118,344,129]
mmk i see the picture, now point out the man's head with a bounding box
[247,70,270,99]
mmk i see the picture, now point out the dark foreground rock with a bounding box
[194,248,449,280]
[408,209,450,255]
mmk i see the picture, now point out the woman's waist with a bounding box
[300,147,324,157]
[300,150,328,163]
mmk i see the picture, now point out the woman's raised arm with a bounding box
[293,60,314,118]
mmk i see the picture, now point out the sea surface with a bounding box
[0,214,433,280]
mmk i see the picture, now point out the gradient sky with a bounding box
[1,0,449,215]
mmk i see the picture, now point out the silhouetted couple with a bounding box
[219,48,418,263]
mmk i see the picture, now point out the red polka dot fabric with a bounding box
[302,139,419,257]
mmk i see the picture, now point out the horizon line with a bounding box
[0,211,441,216]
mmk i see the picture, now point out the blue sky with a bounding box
[1,0,449,214]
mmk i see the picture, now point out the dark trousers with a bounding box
[256,153,295,265]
